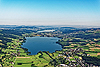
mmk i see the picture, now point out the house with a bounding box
[58,54,63,57]
[0,64,2,67]
[58,64,68,67]
[79,57,82,60]
[71,60,76,63]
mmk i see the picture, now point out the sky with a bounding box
[0,0,100,26]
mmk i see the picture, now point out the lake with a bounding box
[37,30,55,33]
[22,36,62,55]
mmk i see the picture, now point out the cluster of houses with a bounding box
[56,48,88,67]
[56,47,100,67]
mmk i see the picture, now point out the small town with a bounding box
[0,26,100,67]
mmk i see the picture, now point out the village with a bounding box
[0,26,100,67]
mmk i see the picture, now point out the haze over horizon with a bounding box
[0,0,100,26]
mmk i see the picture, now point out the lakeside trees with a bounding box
[0,26,100,66]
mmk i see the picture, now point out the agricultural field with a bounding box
[0,26,100,66]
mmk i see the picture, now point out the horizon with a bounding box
[0,0,100,26]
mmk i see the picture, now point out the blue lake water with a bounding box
[37,30,55,33]
[22,36,62,55]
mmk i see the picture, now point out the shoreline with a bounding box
[21,36,63,55]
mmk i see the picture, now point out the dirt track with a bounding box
[97,53,100,55]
